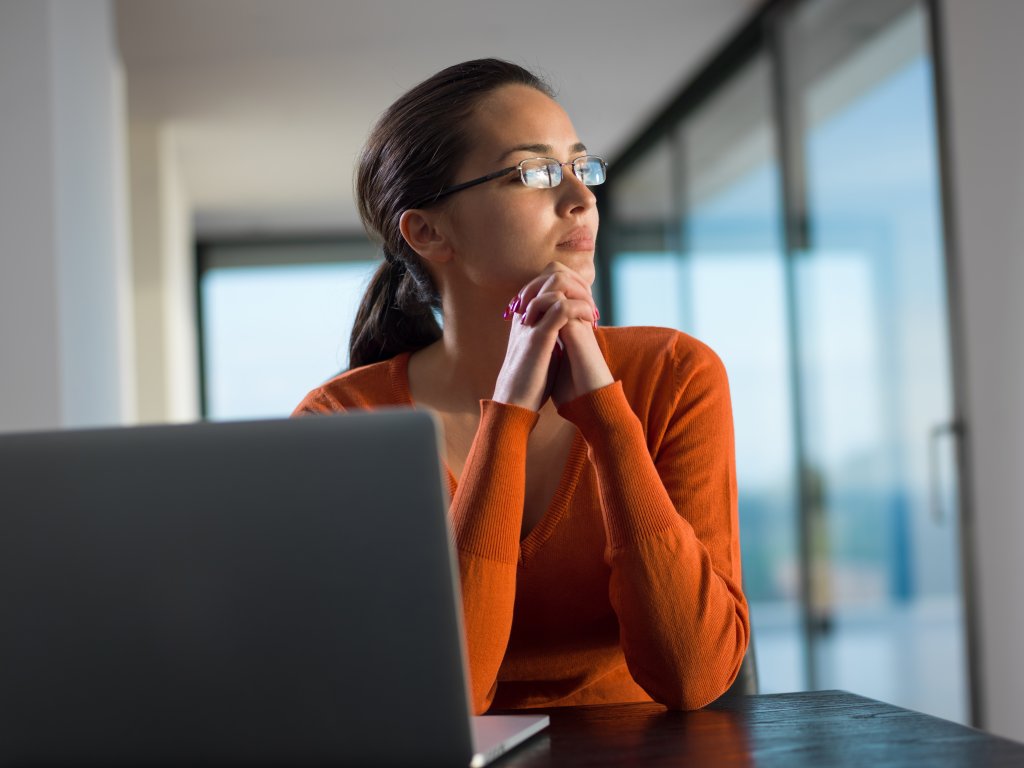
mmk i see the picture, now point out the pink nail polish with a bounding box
[503,295,523,321]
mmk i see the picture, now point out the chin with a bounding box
[556,252,597,284]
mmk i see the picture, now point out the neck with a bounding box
[441,287,514,402]
[411,282,518,410]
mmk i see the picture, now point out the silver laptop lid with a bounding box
[0,410,475,766]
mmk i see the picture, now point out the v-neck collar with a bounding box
[389,350,586,563]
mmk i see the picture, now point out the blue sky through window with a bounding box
[201,260,378,420]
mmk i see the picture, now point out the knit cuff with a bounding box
[478,398,540,437]
[556,380,634,442]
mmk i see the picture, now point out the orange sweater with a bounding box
[292,325,749,713]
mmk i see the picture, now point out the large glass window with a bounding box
[198,240,379,421]
[611,52,805,697]
[601,0,969,722]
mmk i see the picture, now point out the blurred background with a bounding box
[2,0,1023,742]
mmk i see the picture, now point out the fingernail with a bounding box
[593,306,600,327]
[503,296,521,320]
[512,295,522,314]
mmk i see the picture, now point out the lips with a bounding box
[556,228,595,250]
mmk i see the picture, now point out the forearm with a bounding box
[559,381,749,708]
[448,400,537,713]
[609,529,749,709]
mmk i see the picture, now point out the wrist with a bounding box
[558,325,613,394]
[490,384,542,412]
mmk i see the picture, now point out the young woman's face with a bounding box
[442,84,600,292]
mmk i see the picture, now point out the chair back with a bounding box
[717,630,759,699]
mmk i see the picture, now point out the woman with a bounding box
[293,59,749,713]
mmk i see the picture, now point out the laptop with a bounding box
[0,410,548,766]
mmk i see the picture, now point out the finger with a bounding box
[538,270,593,304]
[541,261,594,297]
[516,270,595,316]
[538,266,592,304]
[517,263,589,304]
[523,294,594,331]
[517,291,563,329]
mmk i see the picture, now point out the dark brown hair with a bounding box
[348,58,554,369]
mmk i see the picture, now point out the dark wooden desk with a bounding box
[493,690,1024,767]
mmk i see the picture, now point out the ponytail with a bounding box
[348,250,442,369]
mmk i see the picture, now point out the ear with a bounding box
[399,209,454,265]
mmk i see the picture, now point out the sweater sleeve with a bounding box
[556,346,749,709]
[448,400,539,715]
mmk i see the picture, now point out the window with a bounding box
[198,239,379,420]
[600,0,968,722]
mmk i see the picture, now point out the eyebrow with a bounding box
[497,142,588,163]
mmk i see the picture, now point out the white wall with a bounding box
[0,0,132,432]
[157,129,200,423]
[128,120,199,424]
[939,0,1024,742]
[0,0,61,431]
[128,121,170,423]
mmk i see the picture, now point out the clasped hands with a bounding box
[492,262,614,412]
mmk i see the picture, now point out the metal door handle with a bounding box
[928,420,963,524]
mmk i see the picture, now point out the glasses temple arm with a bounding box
[410,166,518,209]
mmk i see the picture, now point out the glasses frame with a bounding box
[410,155,607,209]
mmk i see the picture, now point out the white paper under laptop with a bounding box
[0,411,547,766]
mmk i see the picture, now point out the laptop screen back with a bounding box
[0,411,473,766]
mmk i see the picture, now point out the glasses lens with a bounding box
[573,156,607,186]
[520,158,562,188]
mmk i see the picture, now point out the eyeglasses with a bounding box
[411,155,607,208]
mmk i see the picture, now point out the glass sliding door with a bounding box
[607,52,807,696]
[680,53,804,697]
[781,0,967,722]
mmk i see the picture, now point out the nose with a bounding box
[556,167,597,216]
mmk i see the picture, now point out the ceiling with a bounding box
[116,0,761,237]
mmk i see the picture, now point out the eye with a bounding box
[520,160,559,188]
